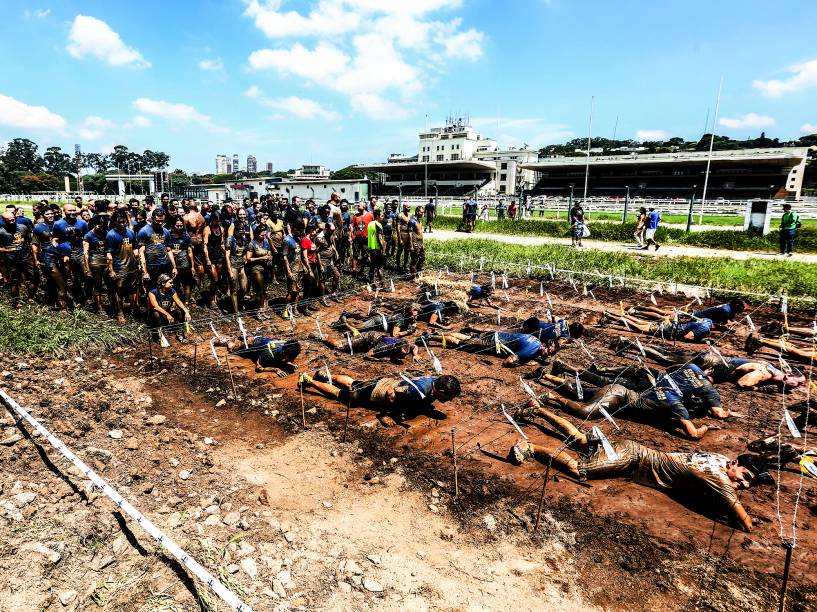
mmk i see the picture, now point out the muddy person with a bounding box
[300,369,461,423]
[629,298,745,329]
[745,332,817,364]
[138,208,176,291]
[316,222,341,304]
[520,316,585,352]
[184,199,207,293]
[424,197,436,233]
[507,405,768,532]
[601,310,714,342]
[105,211,139,322]
[0,209,36,307]
[351,202,373,278]
[282,220,308,315]
[147,273,190,336]
[335,303,419,337]
[318,330,417,363]
[367,208,385,286]
[82,216,112,314]
[395,203,411,271]
[408,206,425,277]
[423,328,549,366]
[169,218,194,306]
[214,335,301,374]
[534,362,731,439]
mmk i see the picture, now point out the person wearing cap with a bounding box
[147,273,190,331]
[507,405,767,532]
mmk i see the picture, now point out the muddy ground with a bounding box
[1,271,815,611]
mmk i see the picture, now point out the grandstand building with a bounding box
[358,117,537,198]
[522,147,812,200]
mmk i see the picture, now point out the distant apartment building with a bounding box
[247,155,257,174]
[215,154,229,174]
[265,162,273,173]
[232,154,240,174]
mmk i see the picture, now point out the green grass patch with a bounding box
[431,216,817,253]
[0,300,145,356]
[424,238,817,298]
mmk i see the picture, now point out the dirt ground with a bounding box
[1,271,815,611]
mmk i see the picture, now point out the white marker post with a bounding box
[501,404,528,440]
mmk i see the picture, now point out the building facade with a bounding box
[185,177,369,205]
[289,164,330,179]
[265,162,273,173]
[231,154,240,174]
[247,155,257,174]
[215,154,229,175]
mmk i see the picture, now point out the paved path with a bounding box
[424,229,817,263]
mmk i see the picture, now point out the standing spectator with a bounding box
[569,200,585,247]
[424,198,436,233]
[779,203,800,257]
[643,206,661,251]
[367,208,385,285]
[508,200,517,221]
[496,199,506,220]
[634,206,647,248]
[351,202,373,278]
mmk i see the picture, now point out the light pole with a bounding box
[622,185,630,224]
[686,184,698,233]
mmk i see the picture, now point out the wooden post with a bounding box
[192,343,198,379]
[778,542,794,612]
[342,396,351,443]
[451,428,459,497]
[224,354,238,399]
[299,378,306,428]
[147,332,153,367]
[533,462,552,534]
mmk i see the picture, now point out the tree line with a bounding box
[0,138,172,194]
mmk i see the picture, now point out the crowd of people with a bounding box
[0,192,434,327]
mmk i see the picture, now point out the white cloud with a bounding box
[131,115,151,128]
[753,58,817,97]
[198,58,224,72]
[719,113,775,129]
[636,129,671,141]
[472,116,573,147]
[244,0,484,119]
[802,123,817,134]
[0,93,67,131]
[244,85,262,98]
[132,97,223,132]
[66,15,150,68]
[262,96,341,120]
[77,115,115,140]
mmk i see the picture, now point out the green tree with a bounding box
[2,138,43,173]
[330,164,370,180]
[43,146,72,175]
[108,145,129,171]
[84,153,109,174]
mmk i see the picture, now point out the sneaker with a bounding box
[513,405,536,421]
[787,253,793,258]
[551,359,566,376]
[744,333,762,356]
[654,244,660,251]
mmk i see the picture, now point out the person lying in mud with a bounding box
[600,310,714,342]
[318,330,417,363]
[214,335,301,374]
[466,283,495,306]
[746,333,816,365]
[422,328,549,366]
[519,316,585,352]
[299,369,461,424]
[628,298,746,328]
[760,319,817,340]
[523,363,730,439]
[541,358,658,392]
[334,303,420,337]
[609,337,806,389]
[506,405,769,532]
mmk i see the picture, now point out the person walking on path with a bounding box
[569,201,585,248]
[634,206,647,247]
[779,203,800,257]
[643,206,661,251]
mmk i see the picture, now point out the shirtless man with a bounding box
[745,333,816,365]
[185,200,207,291]
[507,405,767,532]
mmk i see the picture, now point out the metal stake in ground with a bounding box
[224,354,238,399]
[779,541,794,612]
[299,376,306,428]
[451,428,459,497]
[343,395,351,443]
[533,461,552,534]
[192,343,197,379]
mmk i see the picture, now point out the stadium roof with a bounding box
[357,160,496,173]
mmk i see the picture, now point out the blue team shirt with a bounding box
[104,227,136,272]
[497,332,542,363]
[53,218,88,252]
[646,210,661,229]
[137,225,171,267]
[398,376,437,403]
[677,318,713,340]
[469,285,486,299]
[693,304,734,325]
[532,319,569,342]
[150,286,176,310]
[248,337,287,367]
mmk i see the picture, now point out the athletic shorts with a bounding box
[645,228,657,241]
[578,440,642,480]
[115,269,138,293]
[287,271,304,294]
[338,377,378,404]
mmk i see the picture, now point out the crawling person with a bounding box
[300,369,461,424]
[530,363,731,439]
[213,335,301,375]
[506,405,769,532]
[335,303,419,337]
[629,298,746,328]
[318,330,417,363]
[520,316,585,353]
[601,310,713,342]
[423,328,548,366]
[745,333,816,365]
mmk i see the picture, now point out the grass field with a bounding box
[429,215,817,253]
[424,238,817,299]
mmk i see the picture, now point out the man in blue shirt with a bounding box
[424,328,547,366]
[300,369,461,424]
[138,208,177,288]
[642,206,661,251]
[628,298,746,329]
[105,211,139,322]
[424,198,436,233]
[53,202,89,305]
[520,316,585,353]
[0,210,36,306]
[213,335,301,374]
[603,310,714,342]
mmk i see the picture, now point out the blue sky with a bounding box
[1,0,816,174]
